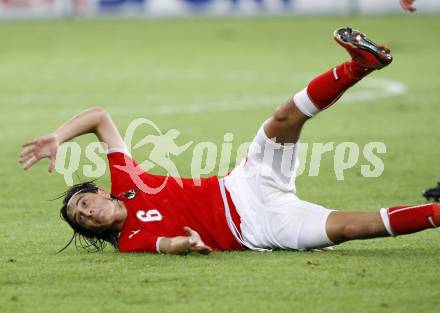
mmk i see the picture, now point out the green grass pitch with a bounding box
[1,15,440,313]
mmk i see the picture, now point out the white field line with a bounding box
[0,76,406,121]
[0,68,314,83]
[342,78,406,102]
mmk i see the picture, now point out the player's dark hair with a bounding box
[57,181,119,253]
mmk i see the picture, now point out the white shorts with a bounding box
[223,122,334,251]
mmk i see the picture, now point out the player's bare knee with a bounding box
[273,99,299,127]
[89,106,106,114]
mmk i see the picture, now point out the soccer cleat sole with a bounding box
[334,27,393,68]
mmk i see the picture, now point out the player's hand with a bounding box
[400,0,416,12]
[184,226,212,255]
[19,133,59,172]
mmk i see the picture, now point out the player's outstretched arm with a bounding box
[158,227,212,255]
[400,0,416,12]
[19,106,125,172]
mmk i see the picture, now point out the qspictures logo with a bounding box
[55,118,387,193]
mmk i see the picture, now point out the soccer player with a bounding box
[20,27,440,255]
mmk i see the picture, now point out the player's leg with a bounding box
[325,203,440,244]
[325,211,388,243]
[264,27,392,144]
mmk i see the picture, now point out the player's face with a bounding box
[67,190,118,232]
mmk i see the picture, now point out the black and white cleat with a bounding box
[423,182,440,202]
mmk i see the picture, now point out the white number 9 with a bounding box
[136,209,162,222]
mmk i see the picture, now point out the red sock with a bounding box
[380,203,440,236]
[293,61,373,117]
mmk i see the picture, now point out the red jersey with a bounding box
[107,152,243,253]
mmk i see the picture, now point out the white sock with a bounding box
[380,208,395,236]
[293,88,319,117]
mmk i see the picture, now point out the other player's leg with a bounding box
[423,182,440,202]
[264,27,392,144]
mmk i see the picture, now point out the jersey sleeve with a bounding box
[118,229,162,253]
